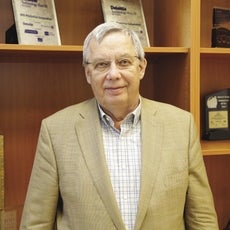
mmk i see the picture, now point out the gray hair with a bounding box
[82,22,145,65]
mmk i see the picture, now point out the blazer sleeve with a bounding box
[20,119,58,230]
[184,115,219,229]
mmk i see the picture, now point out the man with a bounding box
[20,22,219,229]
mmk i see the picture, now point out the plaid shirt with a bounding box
[99,103,141,230]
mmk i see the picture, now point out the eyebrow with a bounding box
[90,53,138,60]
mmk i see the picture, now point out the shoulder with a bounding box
[141,97,199,145]
[43,98,97,125]
[141,97,195,131]
[142,97,191,118]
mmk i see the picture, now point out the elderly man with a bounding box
[20,22,218,230]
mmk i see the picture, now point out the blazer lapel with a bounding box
[135,99,164,230]
[74,99,126,229]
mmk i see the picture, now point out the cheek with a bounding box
[89,77,104,92]
[86,75,91,84]
[85,67,95,84]
[85,69,91,84]
[127,71,143,85]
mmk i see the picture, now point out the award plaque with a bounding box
[101,0,150,47]
[11,0,61,45]
[203,88,230,140]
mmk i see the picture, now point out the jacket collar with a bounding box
[74,98,126,229]
[134,98,163,230]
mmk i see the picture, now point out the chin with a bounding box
[102,97,125,107]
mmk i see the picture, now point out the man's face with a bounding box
[84,31,147,112]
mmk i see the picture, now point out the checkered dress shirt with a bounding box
[98,103,141,230]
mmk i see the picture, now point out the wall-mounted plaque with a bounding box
[12,0,61,45]
[203,88,230,140]
[101,0,150,47]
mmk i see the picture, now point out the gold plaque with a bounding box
[208,111,228,129]
[101,0,150,47]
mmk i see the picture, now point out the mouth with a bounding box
[105,86,125,95]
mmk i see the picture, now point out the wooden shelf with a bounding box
[0,44,188,54]
[0,45,189,62]
[145,46,189,54]
[0,0,230,229]
[202,140,230,155]
[0,44,83,56]
[200,47,230,56]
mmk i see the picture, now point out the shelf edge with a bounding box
[0,44,83,52]
[0,44,189,54]
[202,150,230,156]
[200,47,230,54]
[144,46,188,53]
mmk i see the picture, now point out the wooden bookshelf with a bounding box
[0,0,229,228]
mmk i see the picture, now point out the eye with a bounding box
[117,58,132,67]
[95,61,110,70]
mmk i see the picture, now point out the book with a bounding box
[11,0,61,45]
[101,0,150,47]
[212,7,230,47]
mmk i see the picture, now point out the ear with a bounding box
[138,58,147,80]
[84,67,92,84]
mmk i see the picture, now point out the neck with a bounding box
[100,100,140,130]
[103,108,127,130]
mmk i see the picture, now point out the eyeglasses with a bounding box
[85,55,140,72]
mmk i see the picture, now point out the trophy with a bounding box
[203,88,230,140]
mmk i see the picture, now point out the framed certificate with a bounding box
[101,0,150,47]
[12,0,61,45]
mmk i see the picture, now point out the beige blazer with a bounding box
[20,97,219,230]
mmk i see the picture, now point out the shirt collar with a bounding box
[97,98,141,127]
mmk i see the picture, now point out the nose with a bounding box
[106,61,121,80]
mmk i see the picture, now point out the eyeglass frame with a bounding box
[85,55,141,73]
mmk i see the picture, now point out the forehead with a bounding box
[89,32,136,58]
